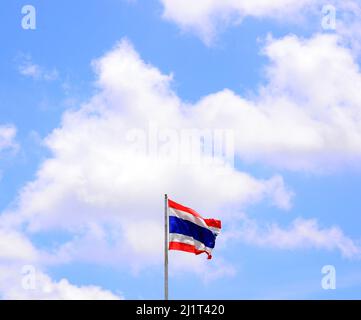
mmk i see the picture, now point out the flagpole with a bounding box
[164,194,169,300]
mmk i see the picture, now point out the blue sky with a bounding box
[0,0,361,299]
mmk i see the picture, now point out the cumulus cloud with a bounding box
[0,125,17,153]
[160,0,361,45]
[0,229,38,261]
[160,0,321,43]
[1,40,293,276]
[237,216,360,258]
[193,33,361,171]
[2,30,360,292]
[0,229,121,299]
[0,266,122,300]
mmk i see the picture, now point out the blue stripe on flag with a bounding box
[169,216,216,249]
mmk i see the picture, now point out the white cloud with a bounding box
[160,0,320,43]
[193,33,361,171]
[0,265,122,300]
[0,125,17,153]
[3,31,360,288]
[0,229,121,299]
[0,229,38,261]
[1,39,293,277]
[18,55,58,81]
[237,216,360,258]
[160,0,361,46]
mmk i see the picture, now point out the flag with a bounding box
[168,199,221,259]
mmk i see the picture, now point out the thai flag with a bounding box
[168,199,221,259]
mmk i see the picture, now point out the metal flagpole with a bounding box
[164,194,169,300]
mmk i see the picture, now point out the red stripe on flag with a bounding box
[204,218,221,229]
[168,199,221,230]
[168,199,202,218]
[169,242,212,259]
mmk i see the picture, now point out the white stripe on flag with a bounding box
[169,233,213,255]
